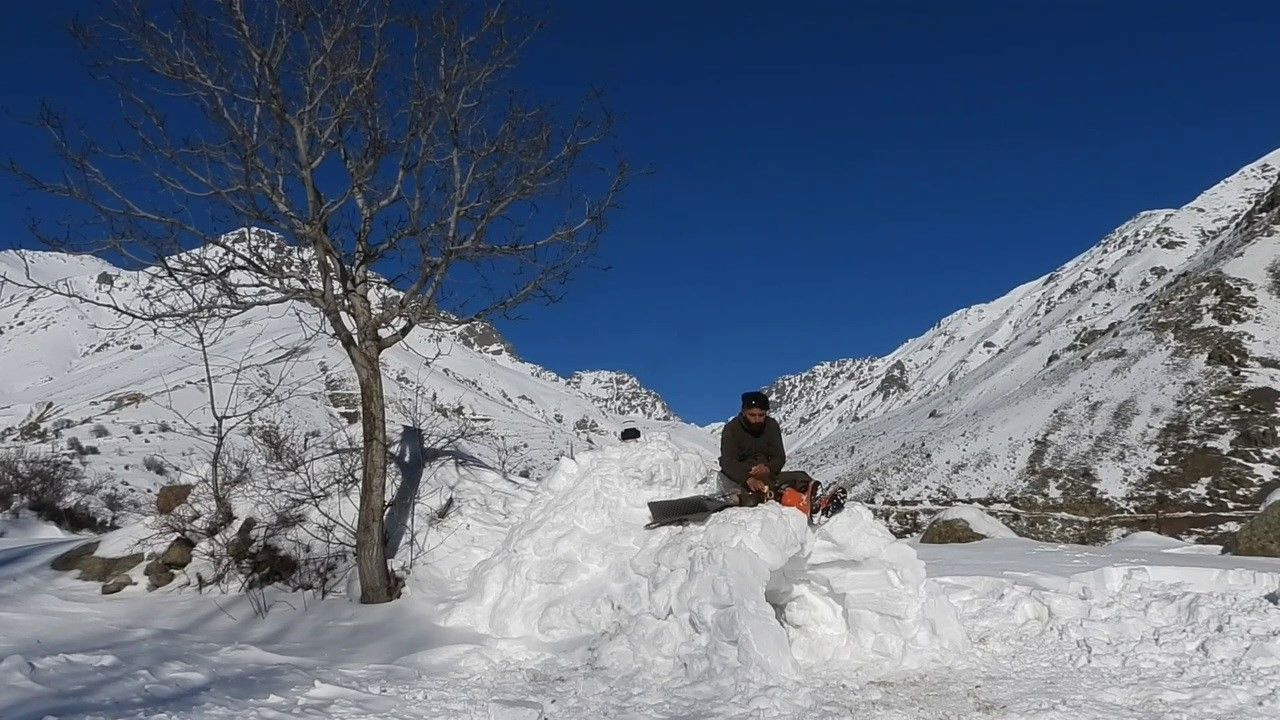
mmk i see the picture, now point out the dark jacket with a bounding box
[719,415,785,483]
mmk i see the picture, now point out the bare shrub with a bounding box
[0,448,128,531]
[65,437,99,456]
[90,423,111,439]
[142,455,169,477]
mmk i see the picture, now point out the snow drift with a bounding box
[438,436,966,679]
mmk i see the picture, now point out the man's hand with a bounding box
[746,477,770,495]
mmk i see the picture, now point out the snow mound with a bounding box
[930,506,1019,539]
[439,436,966,680]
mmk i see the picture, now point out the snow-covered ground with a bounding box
[3,438,1279,720]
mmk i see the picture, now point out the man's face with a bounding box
[743,408,767,426]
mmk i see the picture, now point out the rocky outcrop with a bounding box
[566,371,679,421]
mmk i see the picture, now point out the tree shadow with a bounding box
[0,570,481,719]
[384,425,496,560]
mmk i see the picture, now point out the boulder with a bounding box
[920,518,987,544]
[50,541,144,582]
[101,573,133,595]
[49,542,99,571]
[155,484,194,515]
[1233,503,1280,557]
[226,518,257,561]
[158,536,196,569]
[144,559,176,590]
[919,506,1019,544]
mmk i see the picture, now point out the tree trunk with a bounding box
[352,345,394,604]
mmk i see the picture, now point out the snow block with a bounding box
[441,436,966,680]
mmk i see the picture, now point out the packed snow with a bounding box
[436,437,965,680]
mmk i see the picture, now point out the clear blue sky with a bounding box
[3,2,1279,423]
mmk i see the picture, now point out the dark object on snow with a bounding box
[645,482,847,530]
[49,541,145,582]
[646,493,736,529]
[158,536,196,569]
[101,573,133,595]
[741,391,769,411]
[620,427,641,441]
[920,518,986,544]
[719,415,785,484]
[155,484,194,515]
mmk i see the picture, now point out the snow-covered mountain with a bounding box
[770,148,1280,541]
[5,150,1279,546]
[0,250,711,518]
[566,370,679,421]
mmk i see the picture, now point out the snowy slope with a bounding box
[565,369,679,421]
[0,249,712,522]
[770,149,1280,540]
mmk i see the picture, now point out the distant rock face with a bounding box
[454,320,517,357]
[567,371,679,421]
[771,149,1280,544]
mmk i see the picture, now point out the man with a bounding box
[719,391,812,506]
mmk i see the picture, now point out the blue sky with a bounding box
[3,1,1280,423]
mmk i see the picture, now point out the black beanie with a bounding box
[741,391,769,411]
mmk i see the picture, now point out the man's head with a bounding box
[740,391,769,428]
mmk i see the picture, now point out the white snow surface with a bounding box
[3,441,1280,719]
[436,437,965,680]
[928,505,1020,539]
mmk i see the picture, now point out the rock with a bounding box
[50,541,144,582]
[158,536,196,569]
[50,541,99,571]
[101,574,133,595]
[244,543,298,588]
[226,517,257,561]
[144,559,176,590]
[155,484,194,515]
[920,518,987,544]
[1233,503,1280,557]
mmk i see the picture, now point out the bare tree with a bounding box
[4,0,626,602]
